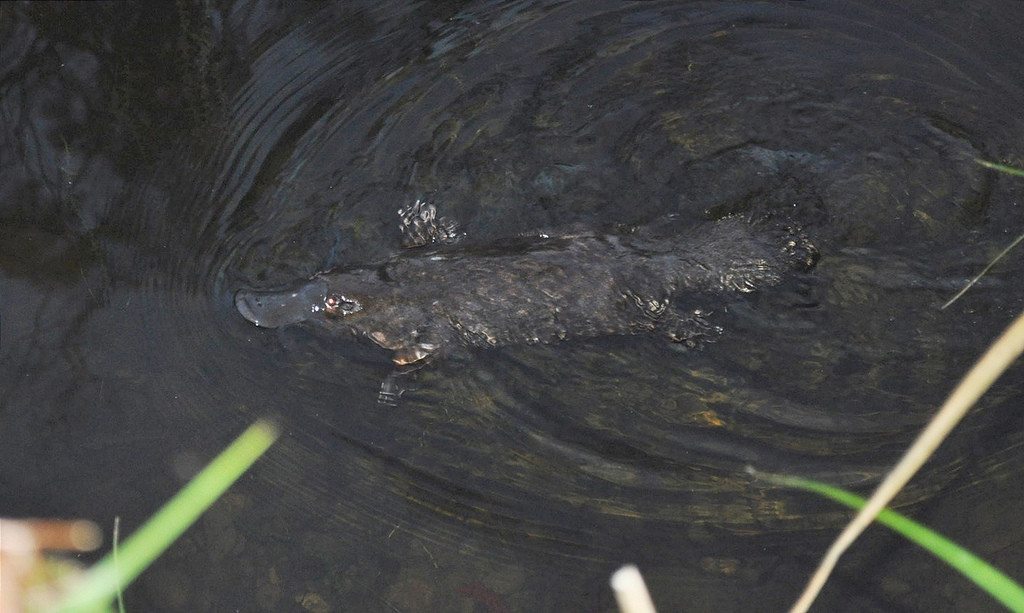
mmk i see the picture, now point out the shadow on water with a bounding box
[3,1,1024,610]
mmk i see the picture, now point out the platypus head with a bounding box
[236,269,439,366]
[235,268,388,328]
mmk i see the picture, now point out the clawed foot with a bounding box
[399,199,461,248]
[378,371,414,406]
[665,308,723,347]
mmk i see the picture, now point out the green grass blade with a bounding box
[976,159,1024,178]
[57,420,279,613]
[765,472,1024,612]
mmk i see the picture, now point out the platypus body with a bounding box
[236,203,817,366]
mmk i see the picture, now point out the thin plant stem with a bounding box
[113,516,124,613]
[942,231,1024,310]
[789,311,1024,613]
[941,159,1024,309]
[611,565,657,613]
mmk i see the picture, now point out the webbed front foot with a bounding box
[378,371,414,406]
[377,335,447,405]
[664,308,723,347]
[398,199,461,248]
[624,289,670,320]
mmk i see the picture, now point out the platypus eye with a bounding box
[325,294,362,316]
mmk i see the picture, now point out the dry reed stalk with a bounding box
[611,565,658,613]
[790,310,1024,613]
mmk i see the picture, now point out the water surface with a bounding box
[3,1,1024,610]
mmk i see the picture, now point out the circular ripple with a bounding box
[130,0,1024,546]
[7,1,1024,610]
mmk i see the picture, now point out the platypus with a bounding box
[235,202,817,366]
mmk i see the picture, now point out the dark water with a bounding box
[3,1,1024,610]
